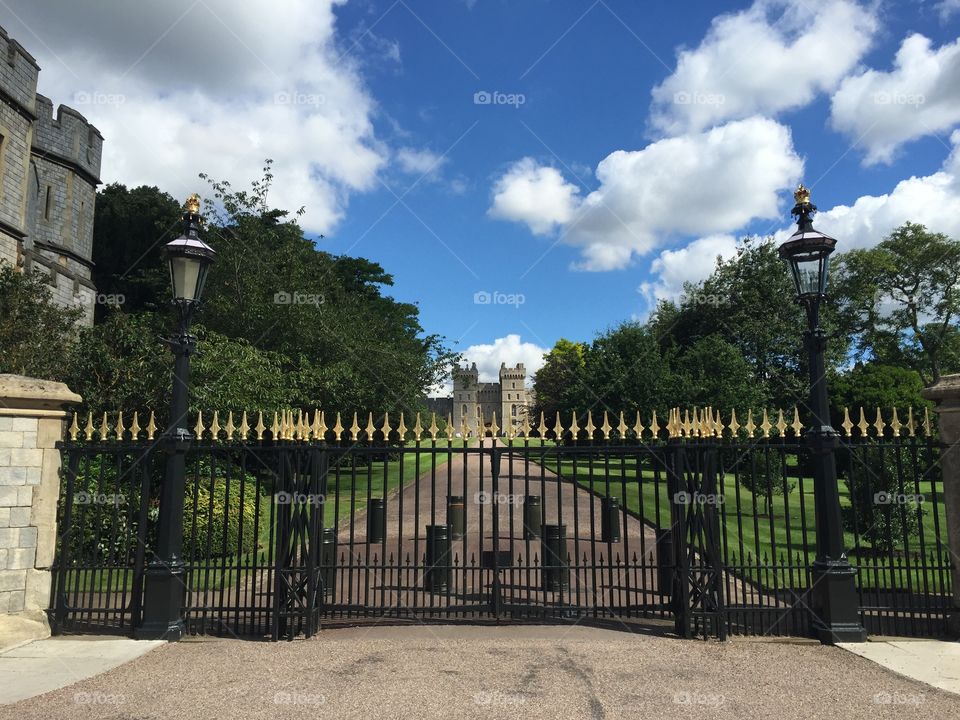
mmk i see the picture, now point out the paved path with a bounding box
[839,639,960,696]
[0,637,162,705]
[331,441,662,616]
[1,627,958,719]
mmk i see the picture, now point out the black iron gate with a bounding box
[49,408,951,640]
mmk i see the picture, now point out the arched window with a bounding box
[511,404,517,416]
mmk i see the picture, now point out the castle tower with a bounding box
[499,362,528,432]
[453,362,479,435]
[0,26,103,325]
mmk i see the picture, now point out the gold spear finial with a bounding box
[185,193,201,214]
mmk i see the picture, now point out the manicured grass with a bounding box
[540,454,949,592]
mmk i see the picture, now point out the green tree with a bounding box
[0,262,81,378]
[532,339,588,418]
[668,334,765,413]
[582,323,673,415]
[829,362,930,422]
[833,222,960,384]
[91,183,182,318]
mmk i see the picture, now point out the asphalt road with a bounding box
[2,625,957,720]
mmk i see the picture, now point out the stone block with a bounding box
[24,568,50,608]
[6,590,24,612]
[0,467,26,485]
[8,418,37,432]
[36,418,63,448]
[0,569,26,592]
[0,487,17,506]
[0,528,16,548]
[7,547,35,570]
[10,448,42,467]
[0,448,10,465]
[21,432,36,449]
[0,509,8,527]
[0,432,22,448]
[17,487,32,505]
[8,507,30,527]
[17,526,37,548]
[0,549,6,568]
[25,467,41,485]
[0,418,11,431]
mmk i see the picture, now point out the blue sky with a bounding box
[6,0,960,387]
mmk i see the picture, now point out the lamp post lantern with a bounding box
[136,194,215,641]
[778,184,866,644]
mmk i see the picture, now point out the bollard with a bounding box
[601,496,621,543]
[523,495,542,540]
[447,495,466,540]
[425,524,451,593]
[319,527,337,598]
[656,528,674,602]
[367,498,385,544]
[541,524,569,592]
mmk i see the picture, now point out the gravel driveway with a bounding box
[1,625,956,720]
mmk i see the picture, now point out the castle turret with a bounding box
[499,363,529,431]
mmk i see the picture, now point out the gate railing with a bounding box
[50,406,950,640]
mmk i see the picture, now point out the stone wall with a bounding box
[0,374,79,649]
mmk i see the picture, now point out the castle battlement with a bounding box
[0,25,103,326]
[0,26,40,113]
[452,361,531,436]
[33,94,103,182]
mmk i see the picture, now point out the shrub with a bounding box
[182,461,264,558]
[727,449,795,515]
[842,446,923,552]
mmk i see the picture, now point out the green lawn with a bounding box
[539,454,949,593]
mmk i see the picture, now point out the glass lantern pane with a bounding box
[170,256,202,301]
[796,258,821,296]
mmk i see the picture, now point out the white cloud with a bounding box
[429,334,548,397]
[6,0,387,233]
[489,118,801,271]
[638,234,739,306]
[937,0,960,21]
[395,147,447,177]
[830,33,960,165]
[461,335,547,384]
[650,0,877,135]
[488,157,581,234]
[774,131,960,249]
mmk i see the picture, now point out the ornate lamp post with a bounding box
[778,185,866,643]
[136,194,215,641]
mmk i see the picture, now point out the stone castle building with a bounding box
[0,26,103,325]
[452,362,531,435]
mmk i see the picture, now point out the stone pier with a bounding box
[0,374,80,649]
